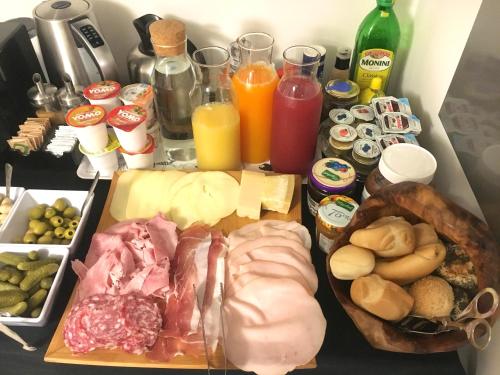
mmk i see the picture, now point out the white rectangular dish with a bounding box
[0,187,25,231]
[0,189,94,253]
[0,245,69,326]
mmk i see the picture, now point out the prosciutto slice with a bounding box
[149,225,226,361]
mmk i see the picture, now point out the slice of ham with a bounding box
[227,245,318,294]
[228,235,312,263]
[226,261,316,297]
[223,277,326,375]
[228,220,312,250]
[72,214,175,302]
[223,221,325,375]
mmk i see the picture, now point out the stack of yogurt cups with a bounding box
[66,80,157,175]
[107,104,155,169]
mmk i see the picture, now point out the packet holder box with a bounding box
[0,187,25,231]
[0,245,69,326]
[0,189,94,254]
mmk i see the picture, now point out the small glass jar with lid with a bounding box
[363,143,437,200]
[315,195,359,253]
[307,157,357,216]
[349,139,381,183]
[323,79,360,111]
[323,124,358,158]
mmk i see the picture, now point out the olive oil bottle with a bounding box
[350,0,400,91]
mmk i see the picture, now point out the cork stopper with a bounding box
[149,19,186,57]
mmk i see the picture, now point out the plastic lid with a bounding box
[83,81,121,100]
[107,105,147,131]
[350,105,375,122]
[356,123,382,140]
[318,195,359,229]
[330,125,357,142]
[119,84,153,106]
[353,139,381,160]
[329,109,354,125]
[66,105,106,127]
[370,77,383,90]
[309,157,356,192]
[379,144,437,184]
[119,134,155,155]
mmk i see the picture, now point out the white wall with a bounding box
[2,1,496,374]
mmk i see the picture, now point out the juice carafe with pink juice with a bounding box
[232,32,278,163]
[271,45,323,174]
[191,47,241,170]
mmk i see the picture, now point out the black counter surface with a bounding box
[0,163,467,375]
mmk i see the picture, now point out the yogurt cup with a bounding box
[65,105,107,153]
[119,83,156,128]
[79,132,120,175]
[107,105,148,152]
[120,134,155,169]
[83,80,121,112]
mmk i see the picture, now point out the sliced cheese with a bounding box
[193,171,239,226]
[109,170,144,221]
[237,170,265,220]
[261,174,295,214]
[110,170,187,220]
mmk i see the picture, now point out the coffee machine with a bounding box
[33,0,119,87]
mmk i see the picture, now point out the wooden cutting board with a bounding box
[45,170,316,369]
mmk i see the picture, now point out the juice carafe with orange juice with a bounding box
[191,46,241,170]
[232,32,278,163]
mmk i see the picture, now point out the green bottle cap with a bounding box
[377,0,394,7]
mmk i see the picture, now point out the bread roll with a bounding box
[373,242,446,285]
[350,216,415,257]
[413,223,439,247]
[409,276,454,318]
[350,274,414,321]
[329,245,375,280]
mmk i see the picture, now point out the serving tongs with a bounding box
[0,322,36,351]
[399,288,499,350]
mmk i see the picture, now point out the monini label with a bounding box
[353,48,394,91]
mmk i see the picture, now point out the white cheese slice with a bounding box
[236,170,265,220]
[261,174,295,214]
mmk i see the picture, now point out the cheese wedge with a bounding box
[237,170,265,220]
[261,174,295,214]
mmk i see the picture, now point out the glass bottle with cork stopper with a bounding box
[150,19,196,146]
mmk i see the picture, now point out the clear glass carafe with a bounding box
[150,20,195,141]
[191,47,241,170]
[271,45,323,174]
[232,32,278,164]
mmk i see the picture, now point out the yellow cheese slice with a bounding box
[237,170,265,220]
[110,170,187,220]
[109,170,144,221]
[261,174,295,214]
[193,171,240,226]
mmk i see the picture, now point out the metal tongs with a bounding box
[400,288,499,350]
[0,323,36,351]
[192,282,228,374]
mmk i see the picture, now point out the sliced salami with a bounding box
[64,293,162,354]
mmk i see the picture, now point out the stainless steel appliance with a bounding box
[33,0,119,87]
[127,14,198,84]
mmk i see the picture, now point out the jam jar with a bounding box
[315,195,359,253]
[307,157,357,216]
